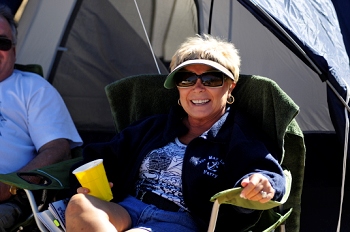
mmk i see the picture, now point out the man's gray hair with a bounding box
[0,4,17,45]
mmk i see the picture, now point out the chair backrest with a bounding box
[106,74,178,133]
[105,74,306,232]
[14,63,44,77]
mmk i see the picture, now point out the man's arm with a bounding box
[0,138,71,202]
[19,138,71,172]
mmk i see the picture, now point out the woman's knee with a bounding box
[66,193,94,217]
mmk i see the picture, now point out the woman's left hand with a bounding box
[239,173,275,203]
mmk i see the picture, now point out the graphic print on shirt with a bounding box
[136,140,186,207]
[0,101,7,136]
[189,155,224,178]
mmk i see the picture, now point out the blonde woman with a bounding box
[66,34,285,232]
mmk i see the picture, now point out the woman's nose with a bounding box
[192,78,205,90]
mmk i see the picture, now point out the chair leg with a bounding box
[207,200,220,232]
[23,189,49,232]
[276,204,286,232]
[280,224,286,232]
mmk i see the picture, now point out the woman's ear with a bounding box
[229,82,236,93]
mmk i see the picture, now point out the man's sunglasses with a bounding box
[174,71,227,88]
[0,38,13,51]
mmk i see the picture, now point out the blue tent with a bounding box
[332,0,350,57]
[237,0,350,140]
[236,0,350,231]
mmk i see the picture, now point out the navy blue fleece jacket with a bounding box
[78,105,285,231]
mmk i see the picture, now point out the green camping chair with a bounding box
[14,64,44,77]
[0,64,83,232]
[0,155,82,232]
[105,74,305,232]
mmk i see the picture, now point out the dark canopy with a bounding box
[0,0,22,15]
[237,0,350,230]
[238,0,350,154]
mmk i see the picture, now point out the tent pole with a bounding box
[326,81,350,113]
[326,80,349,232]
[134,0,161,74]
[335,86,350,232]
[208,0,214,34]
[247,0,322,75]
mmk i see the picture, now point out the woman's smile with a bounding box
[191,99,210,105]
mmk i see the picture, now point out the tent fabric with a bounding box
[16,0,339,133]
[51,0,169,132]
[236,0,350,145]
[239,0,350,92]
[237,0,350,168]
[51,0,198,132]
[14,0,349,133]
[331,0,350,59]
[199,0,335,132]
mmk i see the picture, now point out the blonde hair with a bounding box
[170,34,241,83]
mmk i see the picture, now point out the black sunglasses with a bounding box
[174,71,227,88]
[0,37,13,51]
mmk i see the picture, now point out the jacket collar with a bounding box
[163,105,235,142]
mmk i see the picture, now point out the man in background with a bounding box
[0,4,82,230]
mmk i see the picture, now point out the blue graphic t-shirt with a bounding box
[135,137,188,210]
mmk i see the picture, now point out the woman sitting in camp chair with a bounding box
[65,34,286,232]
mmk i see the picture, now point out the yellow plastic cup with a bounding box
[72,159,113,201]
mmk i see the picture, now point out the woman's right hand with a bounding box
[76,186,90,194]
[76,182,113,194]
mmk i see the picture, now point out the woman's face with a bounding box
[177,64,235,124]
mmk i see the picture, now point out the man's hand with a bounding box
[0,182,12,202]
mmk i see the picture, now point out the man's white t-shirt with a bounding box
[0,69,82,174]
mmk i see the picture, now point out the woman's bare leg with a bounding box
[66,193,132,232]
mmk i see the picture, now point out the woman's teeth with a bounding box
[191,99,209,104]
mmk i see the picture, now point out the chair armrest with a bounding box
[0,157,83,191]
[210,169,291,210]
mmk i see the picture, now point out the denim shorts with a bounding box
[118,195,199,232]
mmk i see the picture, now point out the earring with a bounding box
[227,95,234,104]
[178,99,181,106]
